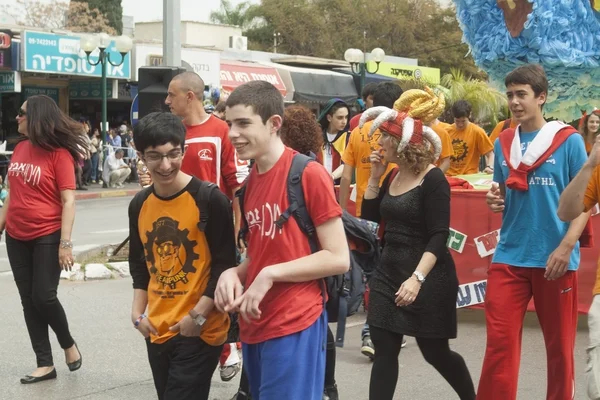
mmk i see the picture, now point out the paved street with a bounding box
[0,276,592,400]
[0,196,132,273]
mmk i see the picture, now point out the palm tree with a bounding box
[439,68,508,127]
[210,0,260,30]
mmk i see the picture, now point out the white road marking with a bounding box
[90,228,129,234]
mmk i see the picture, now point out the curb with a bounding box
[75,189,140,201]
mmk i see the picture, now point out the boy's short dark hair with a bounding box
[504,64,548,99]
[452,100,472,119]
[215,102,226,113]
[361,82,378,101]
[372,82,403,109]
[133,112,186,153]
[225,81,284,124]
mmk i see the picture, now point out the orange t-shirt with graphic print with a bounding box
[129,177,236,345]
[430,122,454,167]
[342,122,395,217]
[446,122,494,176]
[489,119,517,144]
[583,166,600,295]
[240,147,343,344]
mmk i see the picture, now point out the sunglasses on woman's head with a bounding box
[17,109,26,117]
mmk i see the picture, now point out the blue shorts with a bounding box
[242,312,327,400]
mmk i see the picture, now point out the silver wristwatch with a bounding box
[412,271,426,283]
[188,310,207,327]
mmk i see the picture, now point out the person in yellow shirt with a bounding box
[447,100,494,176]
[339,82,404,360]
[489,116,517,144]
[340,83,402,218]
[317,99,350,182]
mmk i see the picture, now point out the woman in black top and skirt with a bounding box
[360,88,475,400]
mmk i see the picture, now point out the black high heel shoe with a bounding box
[67,342,82,372]
[20,368,57,384]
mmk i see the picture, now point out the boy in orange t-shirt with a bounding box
[489,117,517,144]
[557,136,600,397]
[129,112,236,400]
[430,120,454,173]
[446,100,494,176]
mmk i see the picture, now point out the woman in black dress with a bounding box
[360,89,475,400]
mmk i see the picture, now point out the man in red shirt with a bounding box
[215,81,350,400]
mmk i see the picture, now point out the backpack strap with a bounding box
[235,184,249,248]
[275,153,319,253]
[194,180,219,232]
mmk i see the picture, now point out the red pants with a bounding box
[476,263,577,400]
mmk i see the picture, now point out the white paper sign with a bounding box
[473,229,501,258]
[456,279,487,308]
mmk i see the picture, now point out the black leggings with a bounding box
[7,230,75,367]
[369,326,475,400]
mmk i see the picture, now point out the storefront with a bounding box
[220,60,288,99]
[133,43,220,88]
[0,29,22,149]
[21,30,132,120]
[368,61,441,85]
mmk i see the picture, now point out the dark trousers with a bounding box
[7,230,75,367]
[369,326,475,400]
[146,334,222,400]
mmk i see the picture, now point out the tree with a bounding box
[245,0,483,79]
[66,2,117,36]
[9,0,116,35]
[71,0,123,35]
[9,0,69,30]
[440,68,508,127]
[210,0,260,29]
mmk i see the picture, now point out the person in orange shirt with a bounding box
[489,116,517,144]
[580,110,600,154]
[430,120,453,173]
[129,112,236,400]
[446,100,494,176]
[557,133,600,399]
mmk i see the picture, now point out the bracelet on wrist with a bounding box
[134,314,147,328]
[60,239,73,249]
[367,184,380,193]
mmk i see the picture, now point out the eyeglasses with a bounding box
[144,150,183,164]
[17,108,26,117]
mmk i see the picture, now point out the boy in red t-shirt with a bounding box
[214,81,350,400]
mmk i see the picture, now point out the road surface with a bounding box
[0,277,592,400]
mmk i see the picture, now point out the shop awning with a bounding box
[220,61,287,96]
[259,62,358,105]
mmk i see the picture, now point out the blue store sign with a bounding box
[23,31,131,79]
[23,86,60,104]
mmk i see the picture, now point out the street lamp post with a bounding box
[79,33,133,146]
[344,47,386,96]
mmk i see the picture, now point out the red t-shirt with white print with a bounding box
[239,147,343,344]
[6,140,76,241]
[181,115,248,197]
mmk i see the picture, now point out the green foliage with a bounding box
[209,0,261,29]
[440,68,508,126]
[243,0,483,78]
[72,0,123,35]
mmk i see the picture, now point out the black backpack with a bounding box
[237,153,381,347]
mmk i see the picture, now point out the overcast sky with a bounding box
[0,0,260,24]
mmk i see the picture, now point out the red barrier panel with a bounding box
[338,186,600,314]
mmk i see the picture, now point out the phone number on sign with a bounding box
[28,38,58,46]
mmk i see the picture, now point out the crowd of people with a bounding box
[5,62,600,400]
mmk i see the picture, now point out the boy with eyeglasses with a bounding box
[128,112,236,400]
